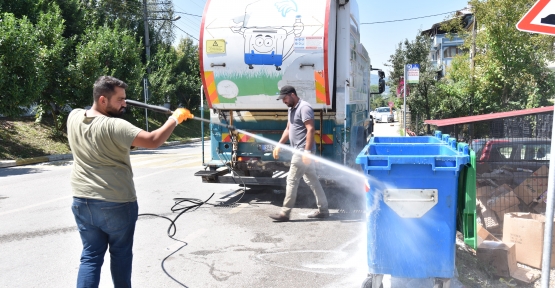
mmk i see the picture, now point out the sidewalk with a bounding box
[0,137,207,169]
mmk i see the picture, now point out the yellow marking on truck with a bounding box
[206,39,226,54]
[221,133,255,142]
[314,70,327,104]
[204,71,220,104]
[315,134,333,144]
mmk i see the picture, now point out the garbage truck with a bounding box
[195,0,385,186]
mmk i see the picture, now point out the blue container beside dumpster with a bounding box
[356,136,469,285]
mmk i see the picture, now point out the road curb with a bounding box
[0,137,208,168]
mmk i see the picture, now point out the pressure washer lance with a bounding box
[124,99,236,130]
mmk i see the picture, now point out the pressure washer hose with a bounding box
[125,99,236,130]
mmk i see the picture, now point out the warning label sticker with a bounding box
[206,39,226,54]
[294,36,323,51]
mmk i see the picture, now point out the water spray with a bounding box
[125,99,367,182]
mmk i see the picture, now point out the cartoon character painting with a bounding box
[230,0,304,70]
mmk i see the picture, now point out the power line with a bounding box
[361,10,462,25]
[174,24,199,41]
[175,11,202,17]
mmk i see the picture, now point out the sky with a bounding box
[170,0,470,74]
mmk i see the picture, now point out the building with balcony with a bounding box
[421,7,474,78]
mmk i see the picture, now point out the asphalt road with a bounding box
[0,141,371,288]
[1,121,466,288]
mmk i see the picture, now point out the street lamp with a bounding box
[142,0,180,131]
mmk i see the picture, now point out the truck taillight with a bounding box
[237,156,259,162]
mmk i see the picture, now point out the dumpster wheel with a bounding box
[361,274,383,288]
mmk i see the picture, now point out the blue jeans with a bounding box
[71,197,138,288]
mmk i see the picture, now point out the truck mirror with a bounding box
[378,70,385,79]
[378,78,385,94]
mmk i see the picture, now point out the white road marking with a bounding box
[0,195,70,216]
[0,169,175,216]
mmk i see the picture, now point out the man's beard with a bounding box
[106,104,125,118]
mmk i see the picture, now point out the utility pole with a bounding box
[142,0,151,131]
[403,66,407,136]
[469,7,477,142]
[141,1,180,132]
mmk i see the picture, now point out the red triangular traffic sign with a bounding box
[517,0,555,35]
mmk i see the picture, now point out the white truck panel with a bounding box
[200,0,334,110]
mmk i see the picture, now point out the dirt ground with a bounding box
[454,232,554,287]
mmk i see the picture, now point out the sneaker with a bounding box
[307,210,329,219]
[269,213,290,222]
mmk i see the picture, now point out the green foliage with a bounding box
[33,3,69,130]
[174,38,202,111]
[385,33,439,133]
[0,0,198,137]
[148,38,202,111]
[449,0,555,113]
[0,13,47,117]
[148,44,178,105]
[68,24,144,107]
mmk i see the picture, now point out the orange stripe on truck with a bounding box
[315,134,333,144]
[204,71,220,105]
[314,71,327,104]
[221,133,255,142]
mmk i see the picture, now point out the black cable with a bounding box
[137,183,248,286]
[138,194,215,287]
[361,10,462,25]
[174,24,199,41]
[175,11,202,17]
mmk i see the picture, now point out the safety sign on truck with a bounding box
[206,39,226,54]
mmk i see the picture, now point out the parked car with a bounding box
[472,138,550,178]
[371,107,394,123]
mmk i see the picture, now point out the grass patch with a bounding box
[0,111,209,160]
[0,117,70,160]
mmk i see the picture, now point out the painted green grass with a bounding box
[214,70,282,103]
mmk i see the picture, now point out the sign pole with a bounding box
[515,2,555,286]
[403,64,407,136]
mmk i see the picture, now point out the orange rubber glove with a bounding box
[170,108,193,125]
[272,147,280,159]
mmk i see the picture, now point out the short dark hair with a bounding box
[93,76,128,102]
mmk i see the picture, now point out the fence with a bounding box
[434,112,552,236]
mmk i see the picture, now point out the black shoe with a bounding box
[269,213,290,222]
[307,210,329,219]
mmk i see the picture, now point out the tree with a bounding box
[33,3,70,131]
[173,37,202,111]
[448,0,555,113]
[148,44,178,106]
[385,33,439,133]
[68,24,144,108]
[0,13,47,117]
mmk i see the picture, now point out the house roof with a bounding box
[421,12,474,37]
[424,106,554,127]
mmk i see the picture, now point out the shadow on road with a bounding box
[215,183,366,222]
[0,167,44,178]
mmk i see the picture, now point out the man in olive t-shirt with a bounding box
[67,76,192,288]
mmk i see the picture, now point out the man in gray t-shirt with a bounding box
[269,85,329,221]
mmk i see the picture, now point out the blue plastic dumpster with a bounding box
[356,136,470,287]
[370,136,443,144]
